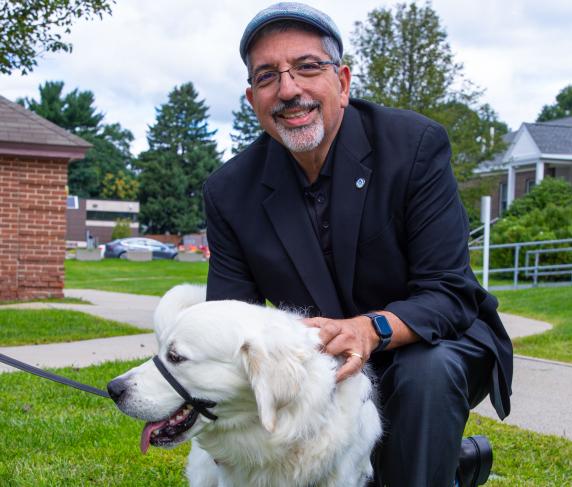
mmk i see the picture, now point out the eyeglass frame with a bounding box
[247,60,340,88]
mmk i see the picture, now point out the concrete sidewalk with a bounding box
[1,288,570,440]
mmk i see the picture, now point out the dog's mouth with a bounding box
[140,405,196,454]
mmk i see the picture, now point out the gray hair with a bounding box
[245,20,341,78]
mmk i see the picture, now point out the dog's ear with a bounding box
[154,284,206,340]
[241,339,309,433]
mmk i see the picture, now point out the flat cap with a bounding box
[240,2,343,64]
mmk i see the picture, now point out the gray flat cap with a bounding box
[240,2,343,64]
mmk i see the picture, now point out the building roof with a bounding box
[524,122,572,154]
[0,94,91,159]
[476,116,572,173]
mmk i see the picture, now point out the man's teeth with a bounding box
[282,110,309,119]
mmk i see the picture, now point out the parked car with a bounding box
[104,238,178,260]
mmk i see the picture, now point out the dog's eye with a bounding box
[167,349,186,364]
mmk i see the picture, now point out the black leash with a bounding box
[0,353,110,399]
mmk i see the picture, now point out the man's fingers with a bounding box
[302,317,329,328]
[335,354,363,382]
[318,322,342,345]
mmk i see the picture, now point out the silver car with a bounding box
[104,238,178,260]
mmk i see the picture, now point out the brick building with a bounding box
[0,95,91,302]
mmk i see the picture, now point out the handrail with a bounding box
[469,237,572,290]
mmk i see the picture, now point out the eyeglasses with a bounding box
[248,60,339,89]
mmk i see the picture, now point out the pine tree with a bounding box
[137,82,221,234]
[230,95,262,155]
[19,81,136,199]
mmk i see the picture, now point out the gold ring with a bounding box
[349,352,364,361]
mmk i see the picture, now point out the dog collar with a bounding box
[152,355,218,421]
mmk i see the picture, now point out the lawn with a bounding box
[0,360,569,486]
[0,360,189,486]
[495,286,572,363]
[0,309,144,346]
[65,259,208,296]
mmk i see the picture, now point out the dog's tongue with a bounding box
[140,420,168,454]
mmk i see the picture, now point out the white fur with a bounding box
[112,284,382,487]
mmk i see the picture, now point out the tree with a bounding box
[137,82,221,234]
[111,218,132,240]
[537,85,572,122]
[101,171,139,201]
[230,95,262,155]
[19,81,136,198]
[18,80,103,133]
[1,0,115,75]
[350,2,507,181]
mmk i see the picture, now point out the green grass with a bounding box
[0,310,144,346]
[0,360,569,486]
[496,286,572,363]
[0,360,189,486]
[65,259,207,296]
[464,415,572,486]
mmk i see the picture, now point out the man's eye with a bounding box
[168,349,186,363]
[255,71,277,85]
[296,62,321,73]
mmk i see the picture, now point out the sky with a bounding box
[1,0,571,159]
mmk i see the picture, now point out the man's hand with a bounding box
[303,316,379,382]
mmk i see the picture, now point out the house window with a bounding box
[499,182,508,215]
[525,179,536,194]
[86,211,138,222]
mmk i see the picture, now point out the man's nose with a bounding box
[277,70,303,100]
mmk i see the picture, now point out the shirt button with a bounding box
[321,221,330,230]
[316,193,326,204]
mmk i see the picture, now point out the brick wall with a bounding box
[0,156,68,302]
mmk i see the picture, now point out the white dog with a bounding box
[108,284,382,487]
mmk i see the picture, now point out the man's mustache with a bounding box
[271,98,320,117]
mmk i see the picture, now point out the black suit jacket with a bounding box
[204,99,513,419]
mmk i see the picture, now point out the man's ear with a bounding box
[245,87,254,107]
[241,339,309,433]
[338,64,351,108]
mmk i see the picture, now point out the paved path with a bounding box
[1,289,570,440]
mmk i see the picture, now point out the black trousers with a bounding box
[367,335,494,487]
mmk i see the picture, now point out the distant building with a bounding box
[0,95,91,302]
[475,117,572,216]
[66,197,139,246]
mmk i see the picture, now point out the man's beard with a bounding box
[271,98,324,153]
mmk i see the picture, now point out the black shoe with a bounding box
[457,435,493,487]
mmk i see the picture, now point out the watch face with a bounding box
[373,315,392,339]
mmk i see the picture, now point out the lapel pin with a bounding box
[355,177,366,189]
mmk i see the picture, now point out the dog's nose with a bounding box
[107,378,128,402]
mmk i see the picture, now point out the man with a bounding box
[204,3,513,486]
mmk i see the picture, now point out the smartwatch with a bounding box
[363,313,393,353]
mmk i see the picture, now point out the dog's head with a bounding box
[107,285,328,453]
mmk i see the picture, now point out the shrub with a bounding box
[111,218,132,240]
[505,177,572,218]
[490,178,572,276]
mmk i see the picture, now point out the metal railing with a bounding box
[469,238,572,290]
[468,218,499,247]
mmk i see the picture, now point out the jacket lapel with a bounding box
[331,106,373,315]
[261,139,344,318]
